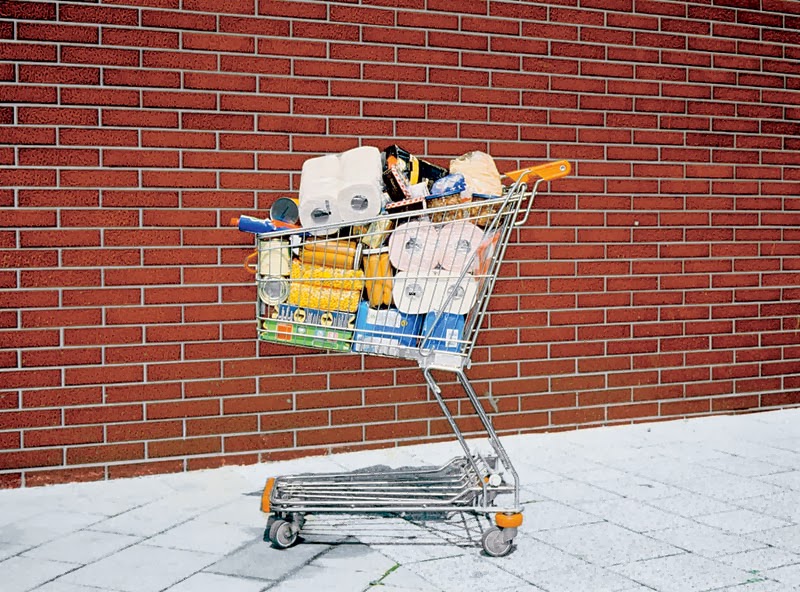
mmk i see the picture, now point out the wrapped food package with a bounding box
[449,151,503,198]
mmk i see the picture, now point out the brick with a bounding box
[0,449,61,470]
[184,0,254,14]
[18,148,99,167]
[183,32,254,55]
[108,459,183,480]
[148,436,221,458]
[24,61,102,83]
[58,127,138,147]
[25,466,105,487]
[147,399,219,420]
[141,9,216,31]
[106,420,183,443]
[65,364,144,386]
[104,68,181,89]
[61,87,140,107]
[24,426,103,448]
[224,432,292,453]
[62,45,139,66]
[67,443,144,465]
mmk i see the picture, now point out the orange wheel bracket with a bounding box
[495,512,523,529]
[261,477,275,513]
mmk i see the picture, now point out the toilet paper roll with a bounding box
[437,221,484,273]
[299,154,343,236]
[339,146,382,183]
[392,271,439,315]
[301,153,340,180]
[337,181,382,224]
[298,188,342,236]
[432,272,479,315]
[388,220,440,273]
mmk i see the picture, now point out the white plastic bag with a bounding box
[449,151,502,197]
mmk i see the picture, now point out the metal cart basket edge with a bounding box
[244,158,571,557]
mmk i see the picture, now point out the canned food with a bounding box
[258,277,290,305]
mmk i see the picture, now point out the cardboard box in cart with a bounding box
[260,304,355,352]
[352,301,423,357]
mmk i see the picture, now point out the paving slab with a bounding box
[761,562,800,589]
[164,572,269,592]
[610,553,756,592]
[649,523,766,558]
[751,524,800,554]
[55,544,219,592]
[694,508,791,535]
[576,497,696,533]
[264,544,397,592]
[405,553,533,591]
[533,521,683,566]
[20,529,141,564]
[525,561,642,592]
[2,556,79,592]
[205,539,329,582]
[146,517,261,554]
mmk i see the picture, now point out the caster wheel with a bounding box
[481,526,513,557]
[268,518,299,549]
[263,515,278,542]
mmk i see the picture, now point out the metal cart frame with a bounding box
[243,159,570,556]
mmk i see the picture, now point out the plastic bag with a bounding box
[449,151,502,198]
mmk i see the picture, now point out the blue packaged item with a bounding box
[421,312,465,353]
[237,215,279,234]
[353,302,423,357]
[429,173,466,197]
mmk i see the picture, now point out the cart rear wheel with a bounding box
[268,518,298,549]
[481,526,513,557]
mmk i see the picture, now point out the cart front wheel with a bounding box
[481,526,513,557]
[268,518,299,549]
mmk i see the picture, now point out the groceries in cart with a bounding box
[237,144,568,362]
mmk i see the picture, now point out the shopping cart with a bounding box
[241,158,570,556]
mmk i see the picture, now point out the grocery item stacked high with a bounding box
[237,145,515,360]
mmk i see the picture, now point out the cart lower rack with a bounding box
[242,158,570,557]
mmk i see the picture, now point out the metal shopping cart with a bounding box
[240,158,570,556]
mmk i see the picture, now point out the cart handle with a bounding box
[504,160,571,227]
[244,250,258,274]
[503,159,571,184]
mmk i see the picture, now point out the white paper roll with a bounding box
[337,181,382,224]
[298,189,342,236]
[432,272,478,315]
[301,153,340,179]
[388,220,440,272]
[339,146,382,183]
[392,271,438,315]
[437,221,484,273]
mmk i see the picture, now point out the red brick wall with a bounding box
[1,0,799,488]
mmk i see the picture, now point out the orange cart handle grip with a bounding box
[244,250,258,274]
[504,160,571,184]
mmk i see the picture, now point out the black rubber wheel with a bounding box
[268,518,298,549]
[263,515,278,542]
[481,526,513,557]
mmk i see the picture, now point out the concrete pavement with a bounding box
[1,408,799,591]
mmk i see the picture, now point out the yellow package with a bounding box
[290,261,365,292]
[287,283,361,313]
